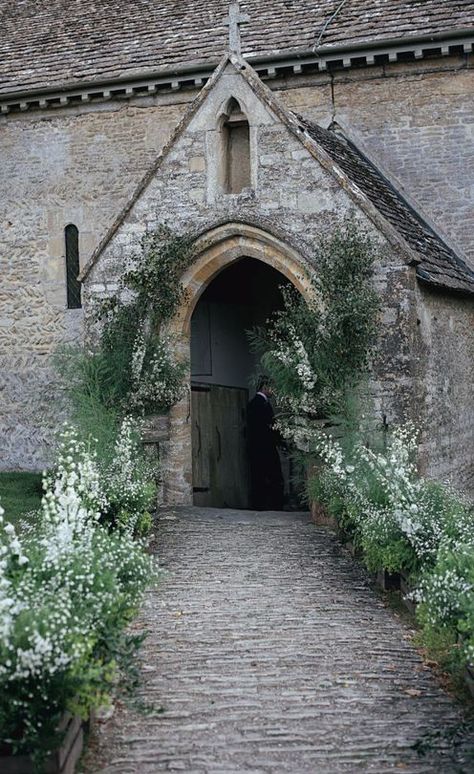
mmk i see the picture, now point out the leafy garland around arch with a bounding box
[248,219,380,442]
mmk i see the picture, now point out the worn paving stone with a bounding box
[83,508,474,773]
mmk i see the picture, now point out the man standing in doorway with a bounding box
[247,377,284,511]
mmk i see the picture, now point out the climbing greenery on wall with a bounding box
[56,227,194,464]
[92,226,195,417]
[249,219,380,443]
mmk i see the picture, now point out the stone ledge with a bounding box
[141,414,170,444]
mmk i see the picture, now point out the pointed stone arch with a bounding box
[170,222,314,337]
[162,221,314,505]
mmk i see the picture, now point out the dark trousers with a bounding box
[249,447,284,511]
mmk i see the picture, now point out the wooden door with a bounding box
[192,383,249,508]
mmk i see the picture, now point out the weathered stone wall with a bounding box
[0,55,472,475]
[85,63,419,503]
[0,100,186,469]
[415,286,474,496]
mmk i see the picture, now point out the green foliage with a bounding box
[249,219,380,422]
[91,226,193,417]
[57,227,192,431]
[119,226,194,325]
[55,345,121,466]
[414,614,466,680]
[316,222,380,383]
[359,521,416,575]
[307,421,474,683]
[417,542,474,668]
[0,472,43,527]
[0,525,155,762]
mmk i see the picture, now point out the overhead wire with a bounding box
[313,0,350,52]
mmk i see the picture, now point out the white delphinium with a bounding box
[0,503,29,648]
[352,425,436,560]
[1,428,111,683]
[128,334,185,414]
[101,416,156,534]
[0,430,156,752]
[40,425,107,567]
[130,320,147,386]
[360,425,474,564]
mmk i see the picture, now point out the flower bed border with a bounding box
[0,713,85,774]
[310,496,474,701]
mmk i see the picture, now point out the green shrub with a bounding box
[90,226,193,417]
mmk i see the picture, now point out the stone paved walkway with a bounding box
[84,508,474,773]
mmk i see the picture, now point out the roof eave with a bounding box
[1,28,472,109]
[416,270,474,297]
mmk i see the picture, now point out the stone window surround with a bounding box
[220,97,251,194]
[207,93,258,203]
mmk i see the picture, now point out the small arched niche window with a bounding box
[64,224,82,309]
[221,98,251,194]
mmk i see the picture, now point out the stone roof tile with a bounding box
[300,118,474,294]
[0,0,473,96]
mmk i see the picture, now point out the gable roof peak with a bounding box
[80,52,474,296]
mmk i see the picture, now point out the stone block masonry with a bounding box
[415,287,474,495]
[329,62,474,266]
[0,101,187,470]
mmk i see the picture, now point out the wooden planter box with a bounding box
[0,713,85,774]
[310,499,337,528]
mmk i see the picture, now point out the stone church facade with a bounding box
[1,1,473,501]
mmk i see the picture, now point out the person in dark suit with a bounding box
[247,377,284,511]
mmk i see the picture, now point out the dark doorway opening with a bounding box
[190,257,301,509]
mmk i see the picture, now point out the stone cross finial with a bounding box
[224,2,250,56]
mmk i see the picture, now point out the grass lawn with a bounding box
[0,472,43,526]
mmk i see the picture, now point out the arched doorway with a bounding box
[190,257,290,508]
[163,223,313,506]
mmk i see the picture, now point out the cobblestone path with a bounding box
[84,508,474,773]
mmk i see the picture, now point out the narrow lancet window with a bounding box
[65,224,82,309]
[222,98,251,194]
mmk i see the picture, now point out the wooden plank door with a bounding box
[192,383,249,508]
[191,385,212,507]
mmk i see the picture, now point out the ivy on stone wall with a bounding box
[92,226,195,417]
[99,226,194,330]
